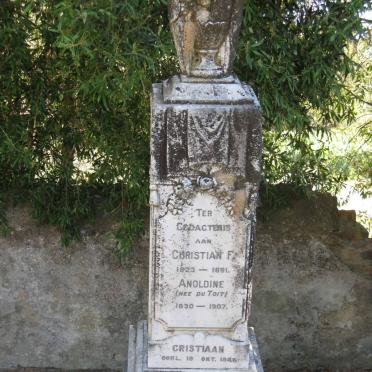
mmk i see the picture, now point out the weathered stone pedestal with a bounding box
[126,74,263,372]
[127,321,264,372]
[126,2,264,370]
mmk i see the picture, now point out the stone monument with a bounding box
[127,0,263,371]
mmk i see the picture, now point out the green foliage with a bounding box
[236,0,371,194]
[262,130,347,195]
[115,212,146,263]
[0,0,370,256]
[323,35,371,200]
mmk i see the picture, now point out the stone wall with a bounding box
[251,194,371,371]
[0,207,148,370]
[0,194,371,371]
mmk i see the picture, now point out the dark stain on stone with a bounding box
[361,249,372,261]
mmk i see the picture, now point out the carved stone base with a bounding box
[126,321,264,372]
[162,75,257,105]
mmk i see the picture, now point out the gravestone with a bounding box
[127,1,263,371]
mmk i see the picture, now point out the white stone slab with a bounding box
[148,332,250,370]
[147,175,255,370]
[154,191,249,330]
[126,321,264,372]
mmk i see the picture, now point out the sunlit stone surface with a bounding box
[126,1,263,371]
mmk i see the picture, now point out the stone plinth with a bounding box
[126,321,264,372]
[126,76,263,372]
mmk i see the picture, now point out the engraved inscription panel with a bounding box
[155,190,248,330]
[148,333,250,370]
